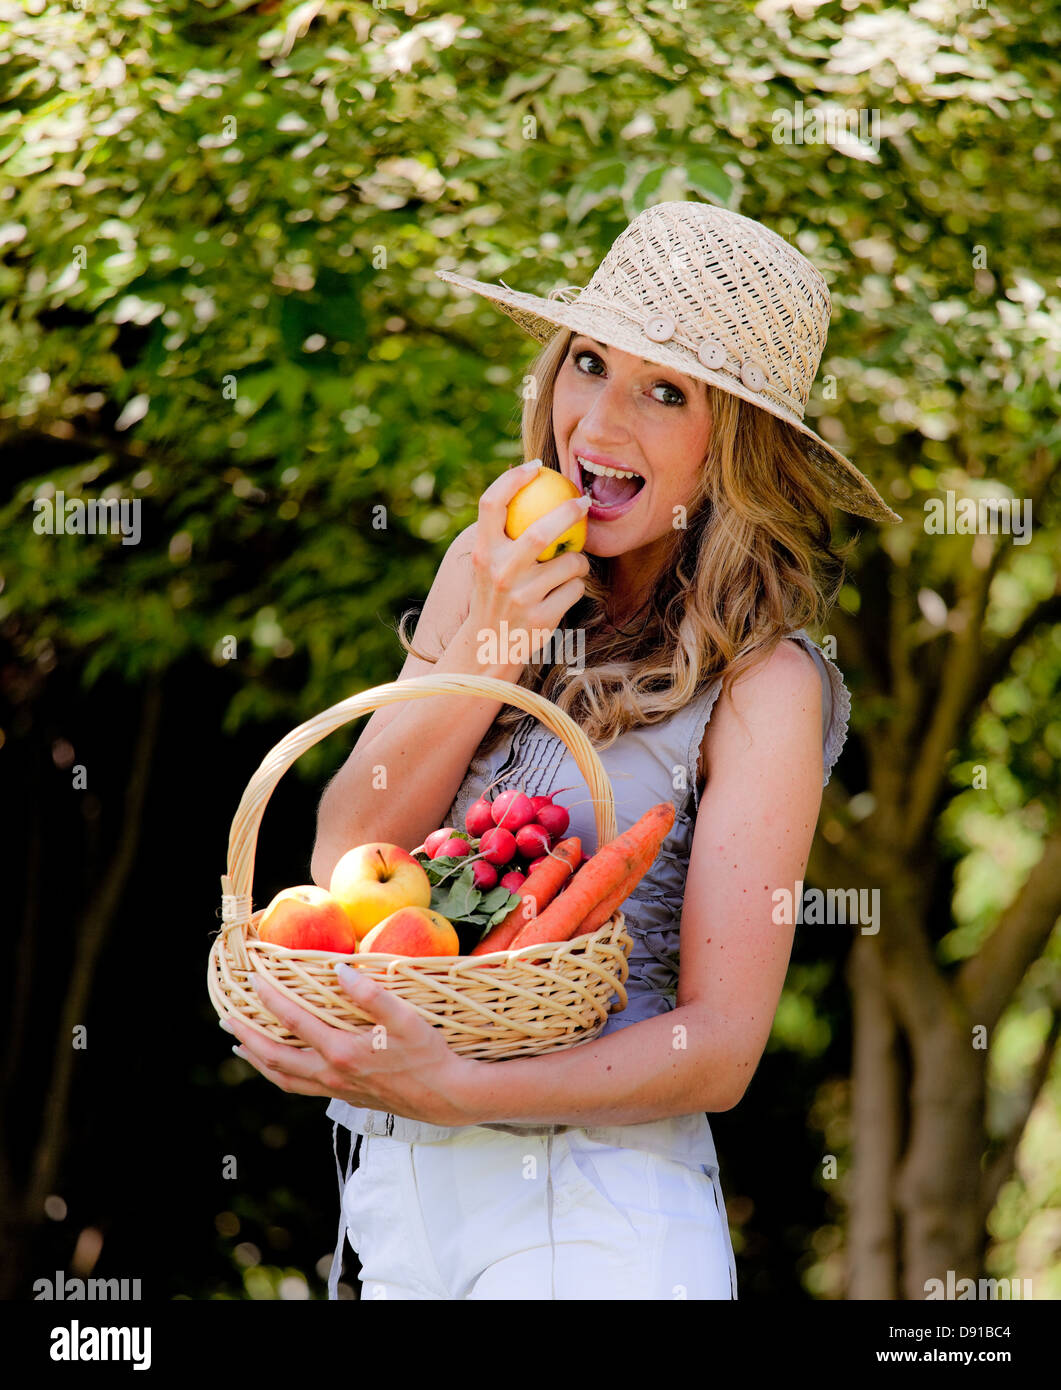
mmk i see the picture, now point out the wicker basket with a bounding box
[207,673,634,1061]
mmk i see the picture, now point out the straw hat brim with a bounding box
[435,269,902,525]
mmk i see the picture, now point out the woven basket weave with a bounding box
[207,674,634,1061]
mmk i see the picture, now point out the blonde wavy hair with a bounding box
[396,328,850,764]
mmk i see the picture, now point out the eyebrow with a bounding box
[574,335,695,383]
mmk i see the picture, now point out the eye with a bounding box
[571,348,686,407]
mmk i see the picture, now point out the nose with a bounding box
[577,375,636,447]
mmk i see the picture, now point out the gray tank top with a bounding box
[326,629,849,1171]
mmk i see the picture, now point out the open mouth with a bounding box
[576,456,647,508]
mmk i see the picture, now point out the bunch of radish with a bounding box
[422,785,587,893]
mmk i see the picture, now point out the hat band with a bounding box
[531,282,805,423]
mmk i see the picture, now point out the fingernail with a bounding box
[525,457,543,469]
[219,1018,235,1034]
[577,494,593,508]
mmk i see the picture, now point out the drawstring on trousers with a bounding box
[328,1120,360,1300]
[545,1133,556,1300]
[325,1120,737,1299]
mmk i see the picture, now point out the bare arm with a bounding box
[310,612,526,885]
[450,641,824,1125]
[310,461,592,886]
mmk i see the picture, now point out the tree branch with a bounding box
[888,574,919,749]
[979,1010,1061,1227]
[957,819,1061,1030]
[897,443,1059,849]
[901,564,992,850]
[393,311,495,360]
[961,593,1061,727]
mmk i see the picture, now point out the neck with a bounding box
[607,537,672,625]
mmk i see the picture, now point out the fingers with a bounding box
[473,459,543,571]
[334,962,414,1035]
[226,1014,327,1084]
[479,457,545,523]
[545,572,590,617]
[235,1044,335,1097]
[469,459,592,649]
[513,493,592,567]
[245,973,355,1064]
[521,547,589,607]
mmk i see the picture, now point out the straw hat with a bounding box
[435,201,901,524]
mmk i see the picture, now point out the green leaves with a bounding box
[684,159,732,203]
[0,0,1058,770]
[566,161,627,227]
[414,849,522,945]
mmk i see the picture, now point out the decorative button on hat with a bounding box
[643,313,675,343]
[697,339,727,370]
[740,360,767,392]
[434,200,901,524]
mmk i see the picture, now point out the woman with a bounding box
[225,201,901,1300]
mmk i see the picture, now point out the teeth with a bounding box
[577,455,641,480]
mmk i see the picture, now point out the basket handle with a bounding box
[218,672,618,941]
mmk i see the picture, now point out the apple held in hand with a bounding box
[257,886,358,953]
[359,907,460,957]
[329,843,432,943]
[506,466,587,562]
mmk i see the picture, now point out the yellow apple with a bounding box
[329,843,432,942]
[505,465,586,562]
[360,907,460,957]
[257,885,358,953]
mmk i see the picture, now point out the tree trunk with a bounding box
[894,1018,986,1298]
[815,835,996,1300]
[0,677,162,1299]
[846,932,903,1298]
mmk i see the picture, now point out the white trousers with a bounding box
[330,1124,737,1300]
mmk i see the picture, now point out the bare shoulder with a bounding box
[735,638,821,708]
[696,639,822,789]
[452,519,478,555]
[442,520,478,610]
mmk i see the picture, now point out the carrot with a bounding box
[572,848,654,938]
[469,837,582,955]
[571,809,677,937]
[508,802,675,952]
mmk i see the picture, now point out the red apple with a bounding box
[359,907,460,957]
[256,886,357,953]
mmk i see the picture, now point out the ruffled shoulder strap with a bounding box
[783,629,852,787]
[683,631,851,804]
